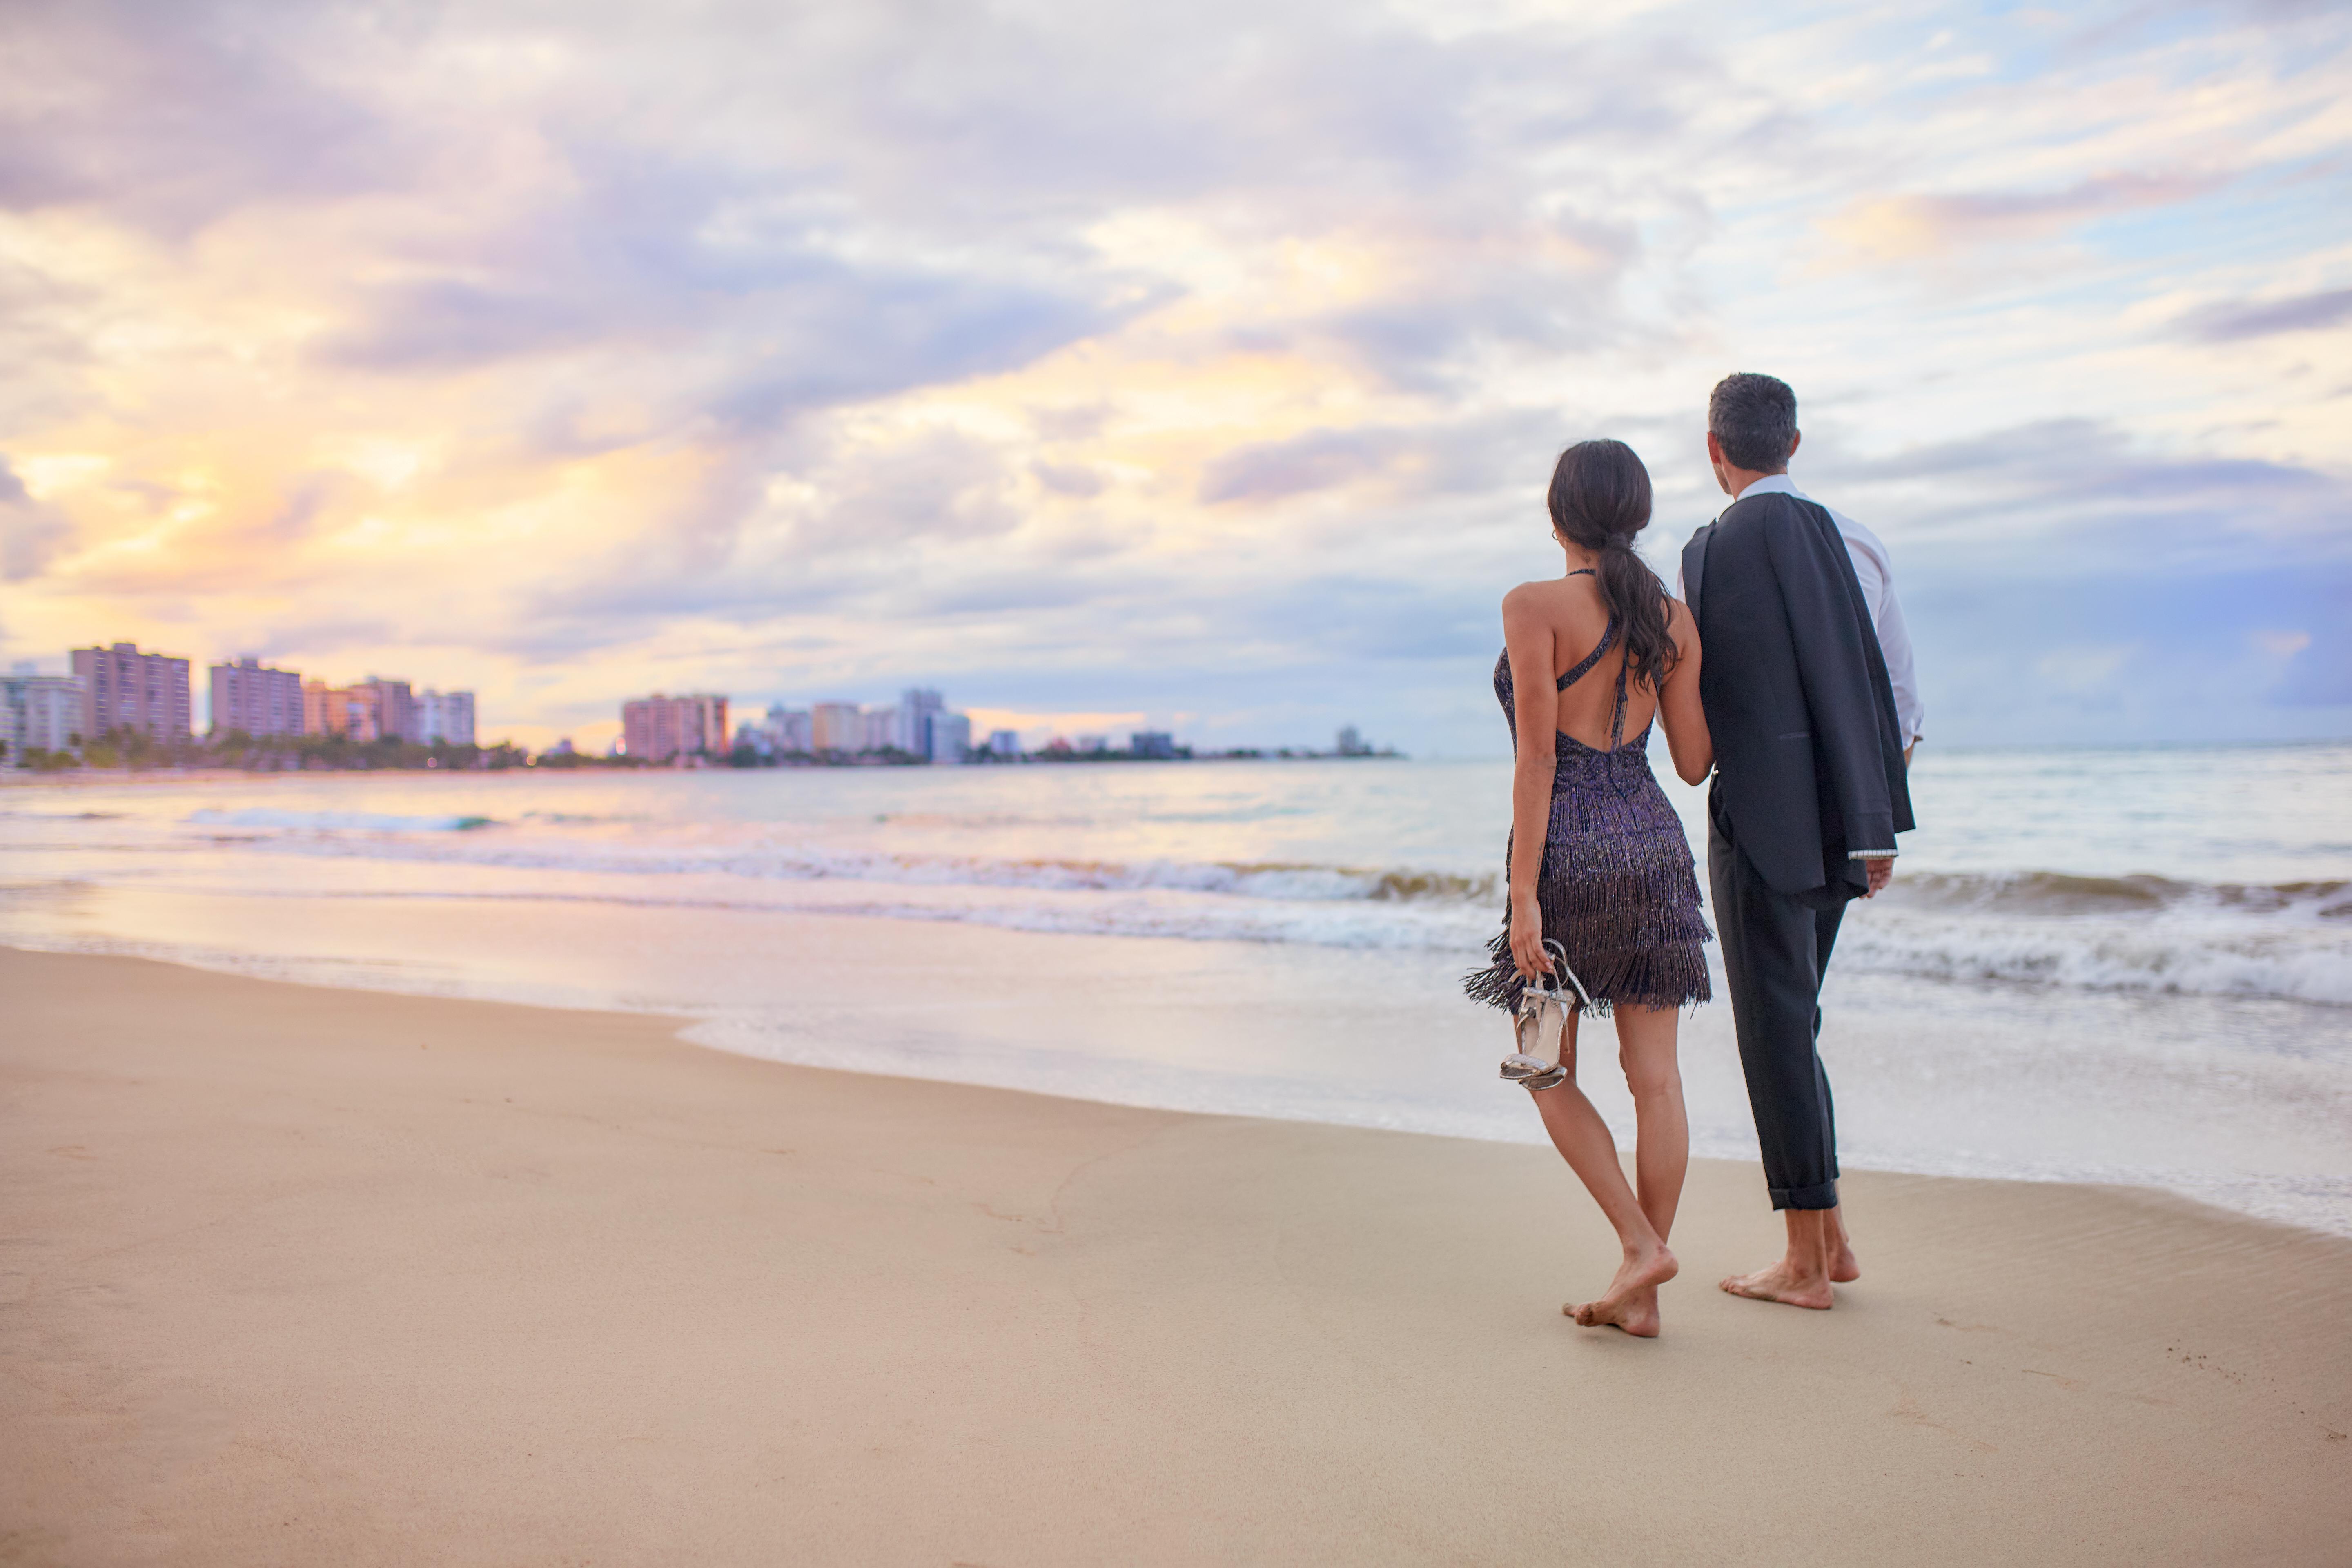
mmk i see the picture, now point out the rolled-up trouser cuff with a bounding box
[1771,1179,1839,1211]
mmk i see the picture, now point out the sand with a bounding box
[2,947,2347,1564]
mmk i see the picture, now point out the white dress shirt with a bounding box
[1679,472,1925,747]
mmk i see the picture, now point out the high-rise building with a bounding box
[987,729,1022,758]
[417,690,476,746]
[2,669,82,762]
[927,711,971,764]
[209,658,305,738]
[811,702,863,753]
[356,677,417,743]
[1073,734,1107,754]
[762,705,813,753]
[895,688,945,755]
[860,706,899,753]
[621,693,727,762]
[304,680,381,742]
[1130,731,1176,760]
[71,643,191,744]
[1336,725,1365,756]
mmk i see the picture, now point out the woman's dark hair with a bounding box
[1547,439,1677,693]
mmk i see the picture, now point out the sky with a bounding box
[1,0,2347,755]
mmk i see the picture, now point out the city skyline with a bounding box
[6,640,478,753]
[8,632,1265,762]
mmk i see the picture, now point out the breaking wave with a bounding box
[159,814,2352,1007]
[1884,869,2351,920]
[187,808,497,833]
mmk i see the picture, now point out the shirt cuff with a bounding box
[1847,849,1898,859]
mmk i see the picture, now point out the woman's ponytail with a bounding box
[1546,440,1676,693]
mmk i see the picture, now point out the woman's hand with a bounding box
[1509,892,1551,982]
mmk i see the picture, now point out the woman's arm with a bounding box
[1503,586,1559,982]
[1658,598,1713,786]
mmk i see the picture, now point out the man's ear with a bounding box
[1705,430,1723,465]
[1787,429,1802,461]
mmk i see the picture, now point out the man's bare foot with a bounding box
[1566,1245,1676,1336]
[1567,1282,1662,1337]
[1719,1258,1833,1310]
[1825,1209,1860,1282]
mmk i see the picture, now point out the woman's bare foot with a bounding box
[1566,1245,1676,1336]
[1567,1281,1662,1336]
[1718,1258,1834,1310]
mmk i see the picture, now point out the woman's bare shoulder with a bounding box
[1664,595,1700,651]
[1504,575,1597,609]
[1501,579,1561,617]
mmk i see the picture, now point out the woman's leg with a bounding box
[1615,1003,1690,1243]
[1576,1004,1690,1334]
[1528,1011,1677,1336]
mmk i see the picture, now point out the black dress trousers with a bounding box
[1706,782,1847,1211]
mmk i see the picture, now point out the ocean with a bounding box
[3,741,2348,1235]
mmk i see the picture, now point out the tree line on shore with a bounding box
[6,731,1392,773]
[2,728,532,773]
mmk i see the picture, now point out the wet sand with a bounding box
[3,946,2347,1564]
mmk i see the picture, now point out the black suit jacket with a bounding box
[1682,490,1913,899]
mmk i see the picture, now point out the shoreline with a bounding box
[6,922,2348,1243]
[5,946,2349,1563]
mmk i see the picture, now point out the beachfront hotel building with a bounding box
[304,681,381,742]
[71,643,192,744]
[2,668,83,762]
[417,689,476,746]
[761,706,814,754]
[355,677,416,742]
[893,688,945,755]
[735,693,969,762]
[208,658,305,738]
[928,711,971,763]
[810,702,864,753]
[621,693,728,762]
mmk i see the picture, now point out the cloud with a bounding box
[1812,418,2351,572]
[321,282,604,374]
[1030,460,1104,498]
[2176,286,2352,342]
[0,0,414,234]
[1201,410,1573,507]
[1200,429,1392,505]
[2,0,2349,751]
[0,457,71,581]
[2275,622,2352,706]
[1820,173,2216,262]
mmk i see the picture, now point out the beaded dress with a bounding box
[1463,576,1712,1015]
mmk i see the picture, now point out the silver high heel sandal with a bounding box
[1499,938,1592,1092]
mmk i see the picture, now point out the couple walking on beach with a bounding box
[1465,372,1923,1337]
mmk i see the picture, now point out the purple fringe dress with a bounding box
[1464,604,1712,1016]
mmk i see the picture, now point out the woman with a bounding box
[1464,438,1714,1338]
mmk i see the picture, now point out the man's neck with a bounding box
[1725,468,1789,500]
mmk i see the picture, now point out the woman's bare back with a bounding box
[1510,572,1659,751]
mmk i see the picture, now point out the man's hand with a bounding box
[1864,857,1894,898]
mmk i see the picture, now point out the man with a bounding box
[1679,372,1919,1310]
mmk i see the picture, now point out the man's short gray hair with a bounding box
[1709,373,1797,473]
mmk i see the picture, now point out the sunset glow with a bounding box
[2,0,2346,751]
